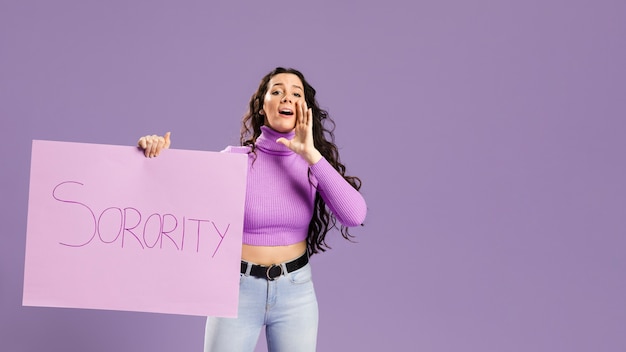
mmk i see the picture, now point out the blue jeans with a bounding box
[204,263,318,352]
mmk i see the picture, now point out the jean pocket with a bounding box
[288,264,313,285]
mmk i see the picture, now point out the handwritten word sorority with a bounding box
[52,181,229,257]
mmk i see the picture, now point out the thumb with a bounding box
[275,137,290,148]
[164,132,172,148]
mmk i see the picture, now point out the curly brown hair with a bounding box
[240,67,363,255]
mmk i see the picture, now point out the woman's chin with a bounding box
[265,122,295,133]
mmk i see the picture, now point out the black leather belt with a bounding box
[241,252,309,281]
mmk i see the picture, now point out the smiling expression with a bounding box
[262,73,305,133]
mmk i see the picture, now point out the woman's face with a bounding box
[262,73,305,133]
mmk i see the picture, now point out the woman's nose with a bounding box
[281,95,291,103]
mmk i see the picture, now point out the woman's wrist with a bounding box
[302,149,322,165]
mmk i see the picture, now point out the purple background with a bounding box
[2,1,625,351]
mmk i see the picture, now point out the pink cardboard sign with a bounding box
[23,140,247,317]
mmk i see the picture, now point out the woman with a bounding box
[138,67,367,352]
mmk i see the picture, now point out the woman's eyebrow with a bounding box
[271,83,303,90]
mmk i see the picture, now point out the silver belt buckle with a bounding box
[266,264,283,281]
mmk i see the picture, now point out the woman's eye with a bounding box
[271,91,281,95]
[294,93,302,98]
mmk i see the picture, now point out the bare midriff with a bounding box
[241,241,307,266]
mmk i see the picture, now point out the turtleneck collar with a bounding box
[255,125,295,155]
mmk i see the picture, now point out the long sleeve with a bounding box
[309,157,367,227]
[222,126,367,246]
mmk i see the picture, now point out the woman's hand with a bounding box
[137,132,171,158]
[276,101,322,165]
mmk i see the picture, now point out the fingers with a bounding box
[137,136,147,149]
[306,105,313,131]
[297,101,310,127]
[146,135,159,157]
[298,101,304,125]
[137,133,171,158]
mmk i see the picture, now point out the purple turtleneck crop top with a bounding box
[222,126,367,246]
